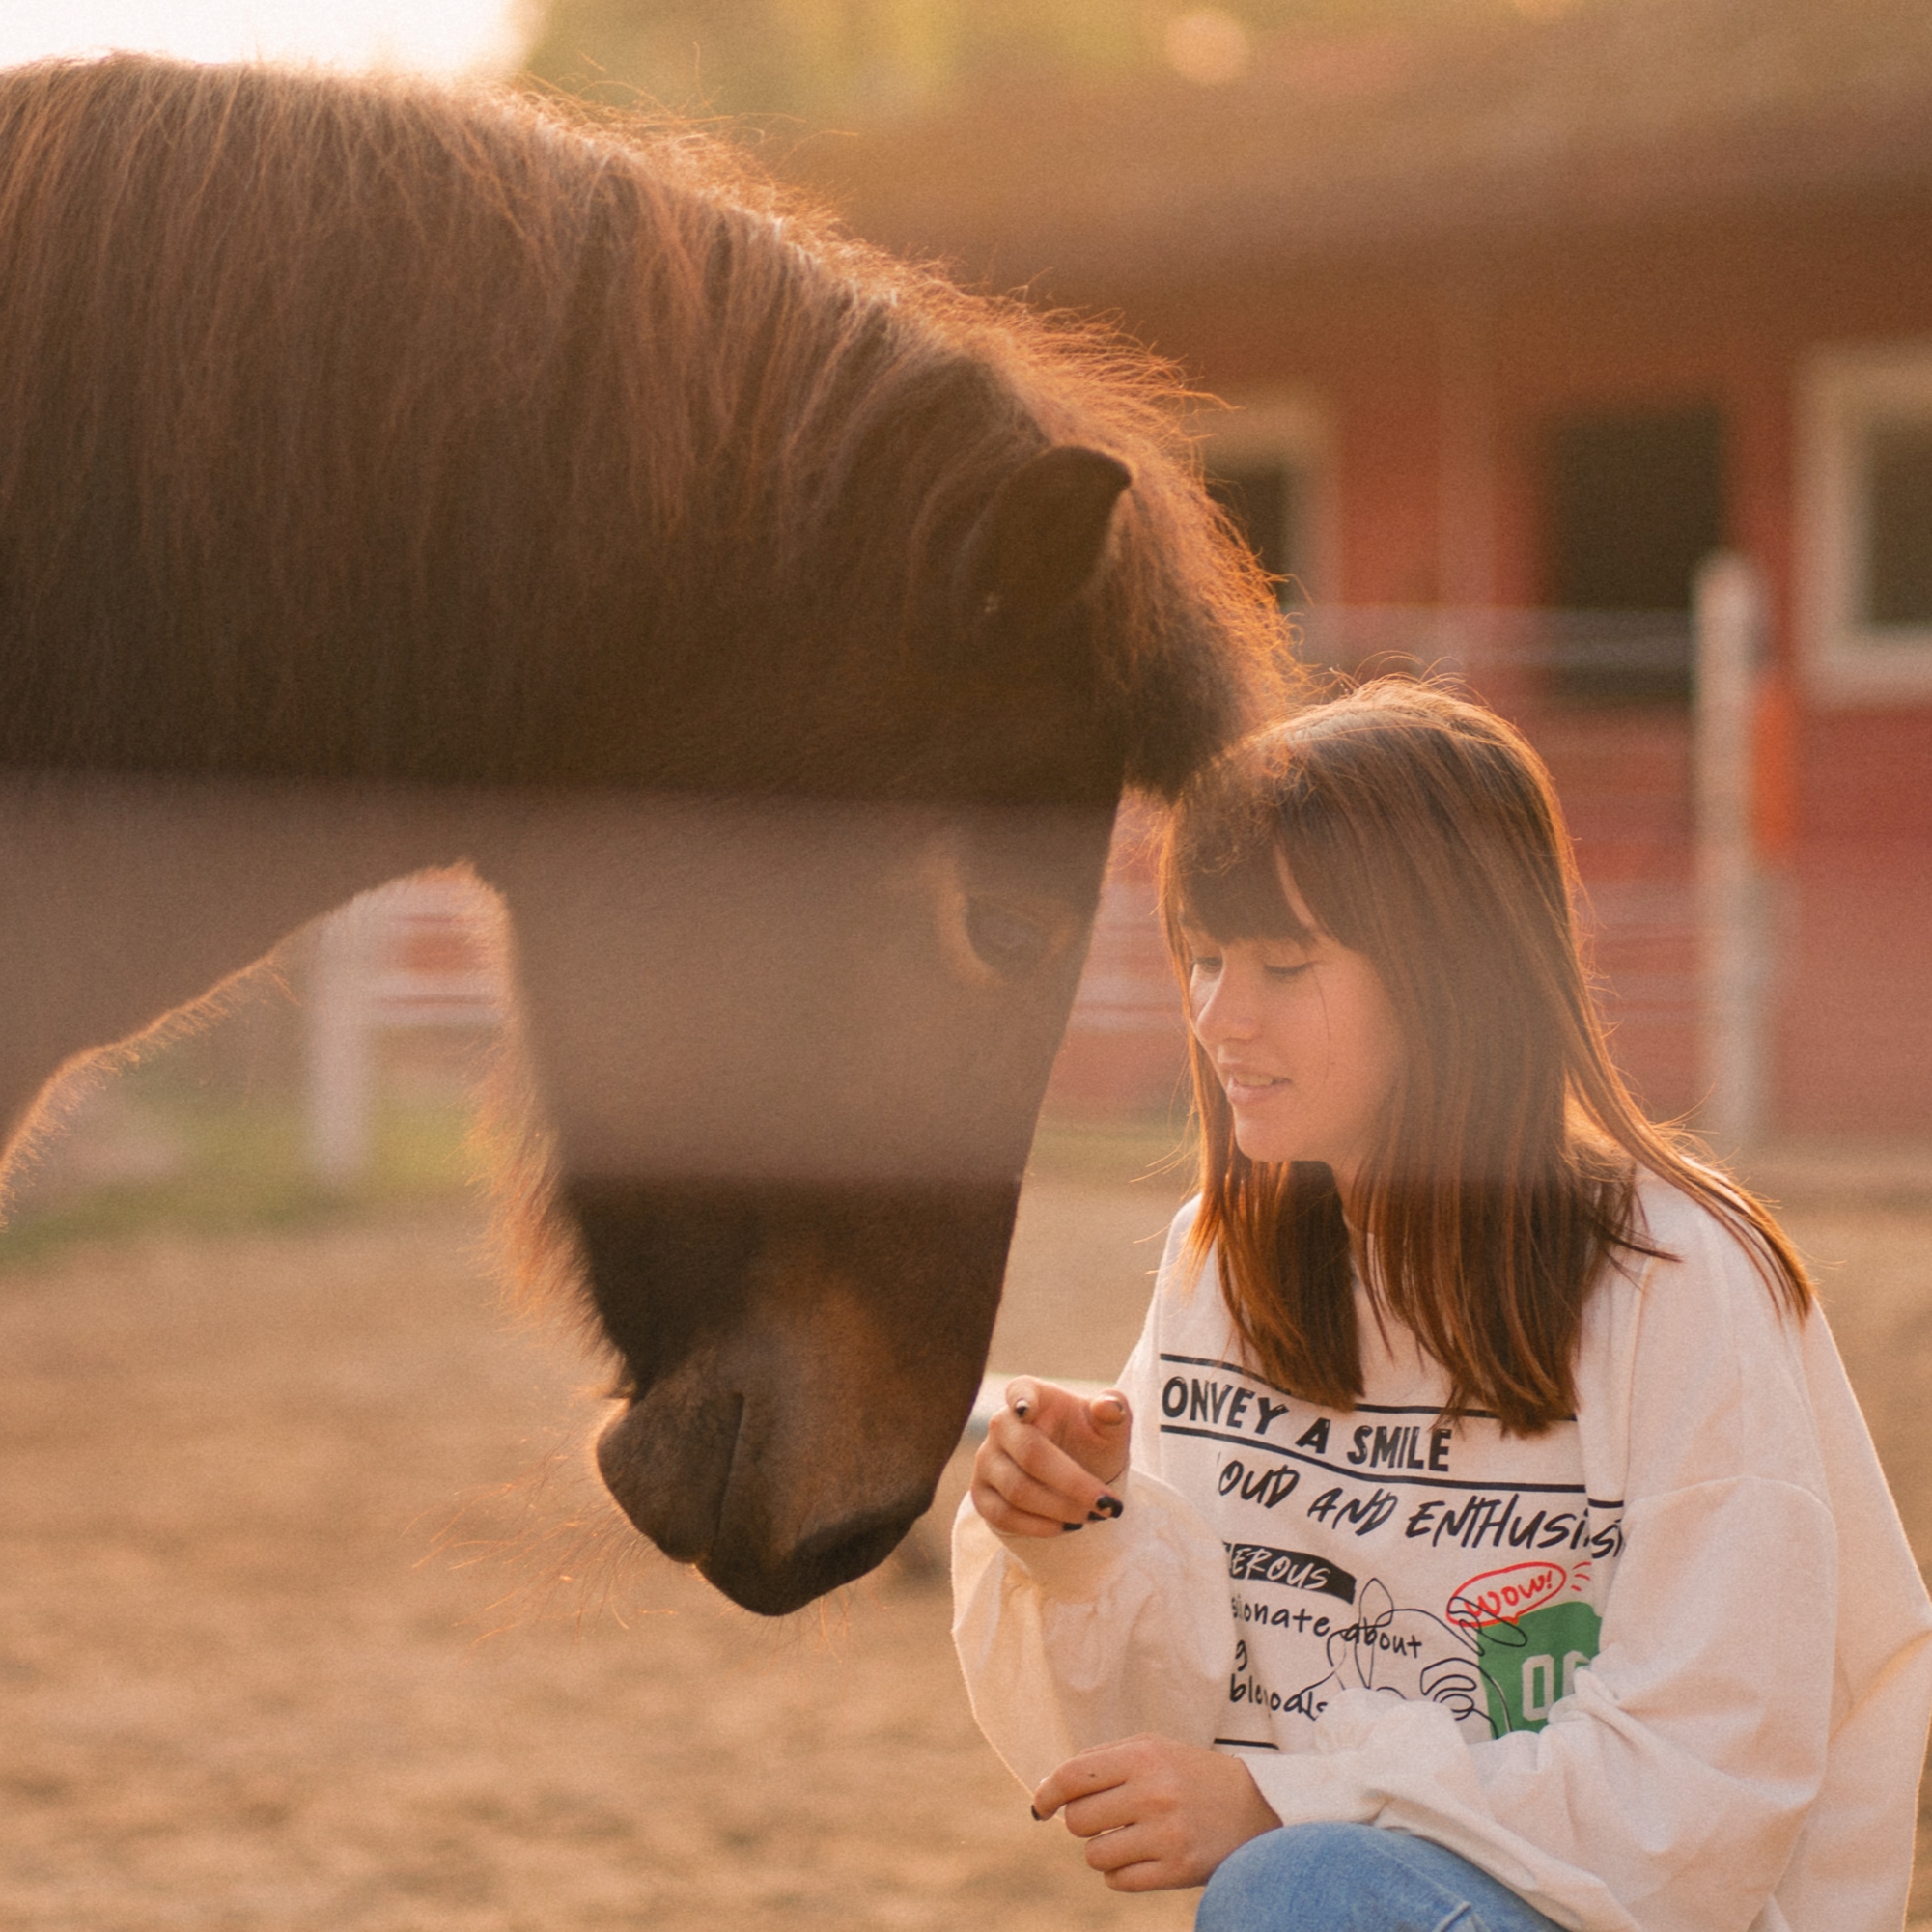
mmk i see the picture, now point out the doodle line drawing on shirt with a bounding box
[1318,1576,1499,1725]
[1228,1567,1600,1742]
[1329,1578,1455,1676]
[1223,1582,1492,1736]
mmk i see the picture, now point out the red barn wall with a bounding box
[1062,195,1932,1135]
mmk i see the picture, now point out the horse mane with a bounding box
[0,55,1284,800]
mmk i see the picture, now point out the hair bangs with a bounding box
[1176,834,1312,946]
[1162,737,1309,947]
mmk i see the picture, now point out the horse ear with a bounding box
[957,446,1134,631]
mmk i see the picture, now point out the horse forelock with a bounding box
[0,53,1289,801]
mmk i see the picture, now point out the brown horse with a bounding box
[0,55,1281,1614]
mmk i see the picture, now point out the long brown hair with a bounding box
[1161,680,1811,1432]
[0,54,1283,800]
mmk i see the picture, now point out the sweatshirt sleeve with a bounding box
[1238,1194,1856,1932]
[949,1210,1237,1793]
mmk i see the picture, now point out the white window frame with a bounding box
[1800,340,1932,704]
[1188,391,1334,606]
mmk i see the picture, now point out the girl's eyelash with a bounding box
[1265,962,1314,981]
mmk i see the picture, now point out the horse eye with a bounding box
[964,898,1052,977]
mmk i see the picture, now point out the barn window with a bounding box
[1193,393,1329,609]
[1206,462,1303,598]
[1803,342,1932,702]
[1861,422,1932,627]
[1542,406,1725,705]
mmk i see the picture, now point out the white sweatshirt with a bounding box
[953,1177,1932,1932]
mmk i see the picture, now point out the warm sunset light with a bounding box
[3,7,1930,1928]
[1162,8,1252,85]
[0,0,520,74]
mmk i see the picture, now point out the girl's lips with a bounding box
[1222,1070,1289,1099]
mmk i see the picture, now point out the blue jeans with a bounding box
[1197,1823,1565,1932]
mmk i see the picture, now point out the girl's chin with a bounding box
[1228,1113,1345,1171]
[1229,1126,1310,1165]
[1226,1090,1296,1162]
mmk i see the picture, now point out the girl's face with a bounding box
[1182,859,1405,1193]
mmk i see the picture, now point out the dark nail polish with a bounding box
[1060,1521,1083,1533]
[1013,1399,1031,1421]
[1092,1494,1125,1519]
[1029,1805,1044,1821]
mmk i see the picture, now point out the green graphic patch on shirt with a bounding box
[1476,1599,1603,1735]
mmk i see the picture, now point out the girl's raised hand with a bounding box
[970,1377,1132,1538]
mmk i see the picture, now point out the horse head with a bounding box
[0,56,1284,1615]
[499,452,1134,1613]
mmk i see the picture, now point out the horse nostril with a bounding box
[595,1389,743,1567]
[798,1508,920,1591]
[803,1514,915,1591]
[701,1498,929,1617]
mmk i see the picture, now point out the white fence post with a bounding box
[304,876,507,1187]
[1694,553,1770,1151]
[305,894,380,1188]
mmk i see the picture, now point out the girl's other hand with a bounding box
[1031,1734,1281,1890]
[969,1377,1132,1538]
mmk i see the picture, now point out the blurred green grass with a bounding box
[0,1021,1197,1273]
[1026,1108,1195,1192]
[0,1055,483,1271]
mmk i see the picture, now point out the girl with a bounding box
[954,681,1932,1931]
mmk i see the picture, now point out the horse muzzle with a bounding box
[574,1179,1011,1615]
[595,1385,938,1615]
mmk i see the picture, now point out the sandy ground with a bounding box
[2,1161,1930,1929]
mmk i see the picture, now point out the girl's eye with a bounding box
[1187,953,1222,976]
[1264,962,1314,983]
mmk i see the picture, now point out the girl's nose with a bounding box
[1191,970,1257,1045]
